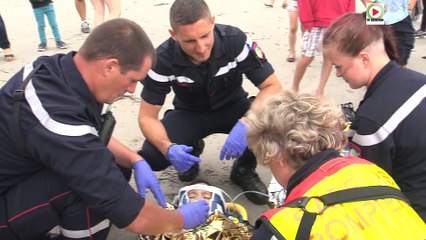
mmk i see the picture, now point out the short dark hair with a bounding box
[79,18,156,73]
[169,0,211,30]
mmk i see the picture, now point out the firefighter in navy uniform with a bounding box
[0,19,209,240]
[322,12,426,222]
[137,0,282,205]
[245,91,426,240]
[346,61,426,222]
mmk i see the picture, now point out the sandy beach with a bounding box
[1,0,425,239]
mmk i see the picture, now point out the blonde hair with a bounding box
[245,91,347,169]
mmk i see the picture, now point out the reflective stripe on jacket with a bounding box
[258,157,426,240]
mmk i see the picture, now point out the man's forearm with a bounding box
[108,137,141,168]
[140,118,172,156]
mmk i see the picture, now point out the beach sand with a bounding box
[1,0,425,239]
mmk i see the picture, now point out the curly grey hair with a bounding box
[245,91,347,170]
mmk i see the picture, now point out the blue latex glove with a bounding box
[220,120,247,160]
[177,200,209,229]
[133,160,167,208]
[167,144,202,172]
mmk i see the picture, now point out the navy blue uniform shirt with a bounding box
[0,52,144,228]
[141,24,274,112]
[348,61,426,221]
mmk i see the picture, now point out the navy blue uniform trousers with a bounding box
[140,97,257,171]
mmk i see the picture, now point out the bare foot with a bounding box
[3,48,14,62]
[286,54,296,62]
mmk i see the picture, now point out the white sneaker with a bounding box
[81,21,90,33]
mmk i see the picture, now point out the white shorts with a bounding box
[287,0,298,12]
[301,27,325,57]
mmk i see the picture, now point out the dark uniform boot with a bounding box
[230,152,269,205]
[177,163,200,182]
[177,139,205,182]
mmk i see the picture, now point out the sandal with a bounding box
[3,48,14,62]
[4,54,14,62]
[264,3,273,7]
[286,56,296,62]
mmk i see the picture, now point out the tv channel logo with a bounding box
[366,2,385,25]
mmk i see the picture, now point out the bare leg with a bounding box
[105,0,121,20]
[75,0,90,33]
[75,0,87,21]
[291,55,314,92]
[91,0,105,28]
[287,10,298,60]
[315,56,333,99]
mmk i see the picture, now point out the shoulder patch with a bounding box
[348,141,361,157]
[252,41,265,60]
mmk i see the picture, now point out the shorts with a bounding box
[287,0,298,12]
[301,27,325,57]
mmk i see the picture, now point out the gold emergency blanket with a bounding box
[141,213,252,240]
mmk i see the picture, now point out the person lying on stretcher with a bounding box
[140,181,253,240]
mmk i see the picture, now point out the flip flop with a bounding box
[4,54,14,62]
[286,56,296,62]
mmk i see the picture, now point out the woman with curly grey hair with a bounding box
[246,91,346,170]
[247,91,425,240]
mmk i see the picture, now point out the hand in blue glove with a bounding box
[166,144,202,172]
[220,119,247,160]
[133,159,167,208]
[177,200,209,229]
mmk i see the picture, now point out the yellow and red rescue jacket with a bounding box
[258,156,426,240]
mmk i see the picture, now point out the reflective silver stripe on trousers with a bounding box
[60,219,110,238]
